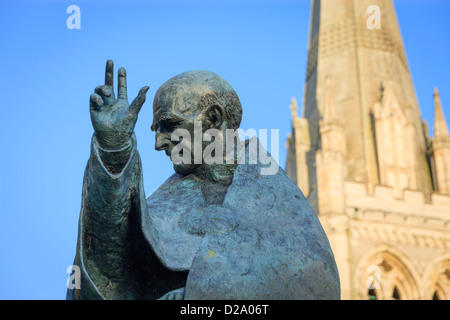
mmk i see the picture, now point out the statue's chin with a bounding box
[173,163,199,176]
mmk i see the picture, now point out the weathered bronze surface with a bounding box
[67,60,340,300]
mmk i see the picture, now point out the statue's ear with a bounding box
[205,103,225,129]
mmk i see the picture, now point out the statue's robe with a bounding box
[67,135,340,300]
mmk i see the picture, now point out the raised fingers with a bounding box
[105,60,115,97]
[118,67,128,100]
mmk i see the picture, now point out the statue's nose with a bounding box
[155,132,170,151]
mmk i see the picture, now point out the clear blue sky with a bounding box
[0,0,448,299]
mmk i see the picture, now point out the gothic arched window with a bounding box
[373,87,416,197]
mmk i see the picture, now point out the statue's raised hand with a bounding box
[90,60,149,150]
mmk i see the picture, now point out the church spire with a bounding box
[286,96,311,197]
[433,87,449,140]
[322,77,338,125]
[430,87,450,194]
[290,97,299,120]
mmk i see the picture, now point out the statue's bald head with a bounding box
[153,71,242,130]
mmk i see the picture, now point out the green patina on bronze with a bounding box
[67,60,340,300]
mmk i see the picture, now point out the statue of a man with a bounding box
[67,60,340,300]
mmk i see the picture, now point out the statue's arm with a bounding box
[67,60,149,300]
[74,133,142,299]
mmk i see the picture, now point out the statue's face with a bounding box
[151,101,204,176]
[151,71,236,176]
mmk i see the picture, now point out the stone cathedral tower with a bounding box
[286,0,450,300]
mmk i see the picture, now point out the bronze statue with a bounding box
[67,60,340,300]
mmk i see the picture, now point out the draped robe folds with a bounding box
[67,135,340,300]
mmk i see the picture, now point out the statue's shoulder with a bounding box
[147,173,194,200]
[185,162,340,299]
[142,173,206,271]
